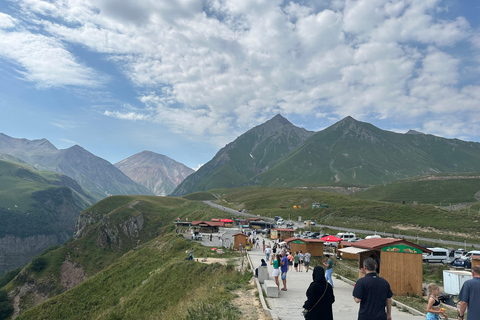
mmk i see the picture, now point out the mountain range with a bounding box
[172,115,480,196]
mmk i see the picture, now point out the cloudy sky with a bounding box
[0,0,479,169]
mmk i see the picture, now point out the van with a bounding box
[461,250,480,260]
[336,232,356,241]
[423,247,449,263]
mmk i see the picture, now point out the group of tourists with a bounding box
[302,258,480,320]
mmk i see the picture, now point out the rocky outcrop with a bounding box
[0,234,58,275]
[60,259,87,291]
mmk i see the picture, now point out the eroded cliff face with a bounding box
[75,201,144,250]
[0,234,58,275]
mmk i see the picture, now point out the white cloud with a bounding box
[1,0,479,144]
[0,29,104,88]
[0,12,17,29]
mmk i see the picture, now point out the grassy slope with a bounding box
[16,234,249,320]
[211,187,480,242]
[4,195,238,317]
[0,160,61,211]
[355,173,480,204]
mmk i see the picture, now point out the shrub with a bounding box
[0,268,21,288]
[0,290,13,320]
[30,256,48,272]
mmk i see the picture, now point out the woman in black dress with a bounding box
[303,266,335,320]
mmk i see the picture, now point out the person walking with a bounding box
[287,252,294,271]
[304,250,311,272]
[265,244,271,262]
[272,254,281,290]
[299,251,304,272]
[323,254,334,288]
[280,251,289,291]
[426,283,448,319]
[271,243,277,263]
[294,251,300,272]
[303,266,335,320]
[353,257,393,320]
[188,248,194,261]
[457,265,480,320]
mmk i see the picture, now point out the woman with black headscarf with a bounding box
[302,266,335,319]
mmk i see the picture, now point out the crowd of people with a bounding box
[251,235,480,320]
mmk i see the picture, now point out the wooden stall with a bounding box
[472,255,480,268]
[270,228,295,240]
[191,221,224,233]
[347,238,431,296]
[285,238,325,257]
[232,233,248,251]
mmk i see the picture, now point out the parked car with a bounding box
[310,232,322,239]
[276,218,284,225]
[348,237,362,242]
[303,220,316,226]
[286,221,294,228]
[453,257,471,269]
[365,235,381,239]
[423,247,449,263]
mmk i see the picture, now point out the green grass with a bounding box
[16,234,249,320]
[0,160,62,211]
[6,195,242,316]
[356,173,480,205]
[211,187,480,242]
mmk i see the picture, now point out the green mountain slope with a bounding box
[254,116,480,187]
[208,187,480,241]
[171,114,314,196]
[5,195,229,317]
[0,160,92,275]
[15,234,248,320]
[355,173,480,204]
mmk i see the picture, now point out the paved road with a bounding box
[203,201,480,249]
[247,233,425,320]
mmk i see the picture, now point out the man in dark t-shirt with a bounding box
[353,258,392,320]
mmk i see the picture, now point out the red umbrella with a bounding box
[220,219,234,223]
[320,235,343,242]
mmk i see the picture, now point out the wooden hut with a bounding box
[270,228,295,240]
[341,238,431,296]
[191,221,224,233]
[232,233,248,251]
[285,237,324,257]
[472,255,480,268]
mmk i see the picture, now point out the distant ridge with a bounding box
[115,151,194,196]
[0,134,153,202]
[173,115,480,195]
[171,114,314,196]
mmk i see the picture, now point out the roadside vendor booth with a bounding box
[285,237,324,257]
[340,238,431,296]
[220,219,234,228]
[232,233,248,251]
[191,221,224,233]
[270,228,295,240]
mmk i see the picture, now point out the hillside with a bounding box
[171,114,314,196]
[4,195,231,317]
[355,173,480,205]
[0,134,154,202]
[115,151,194,196]
[209,187,480,242]
[0,160,91,275]
[253,116,480,187]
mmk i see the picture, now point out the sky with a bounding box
[0,0,479,170]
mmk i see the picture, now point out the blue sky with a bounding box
[1,0,479,170]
